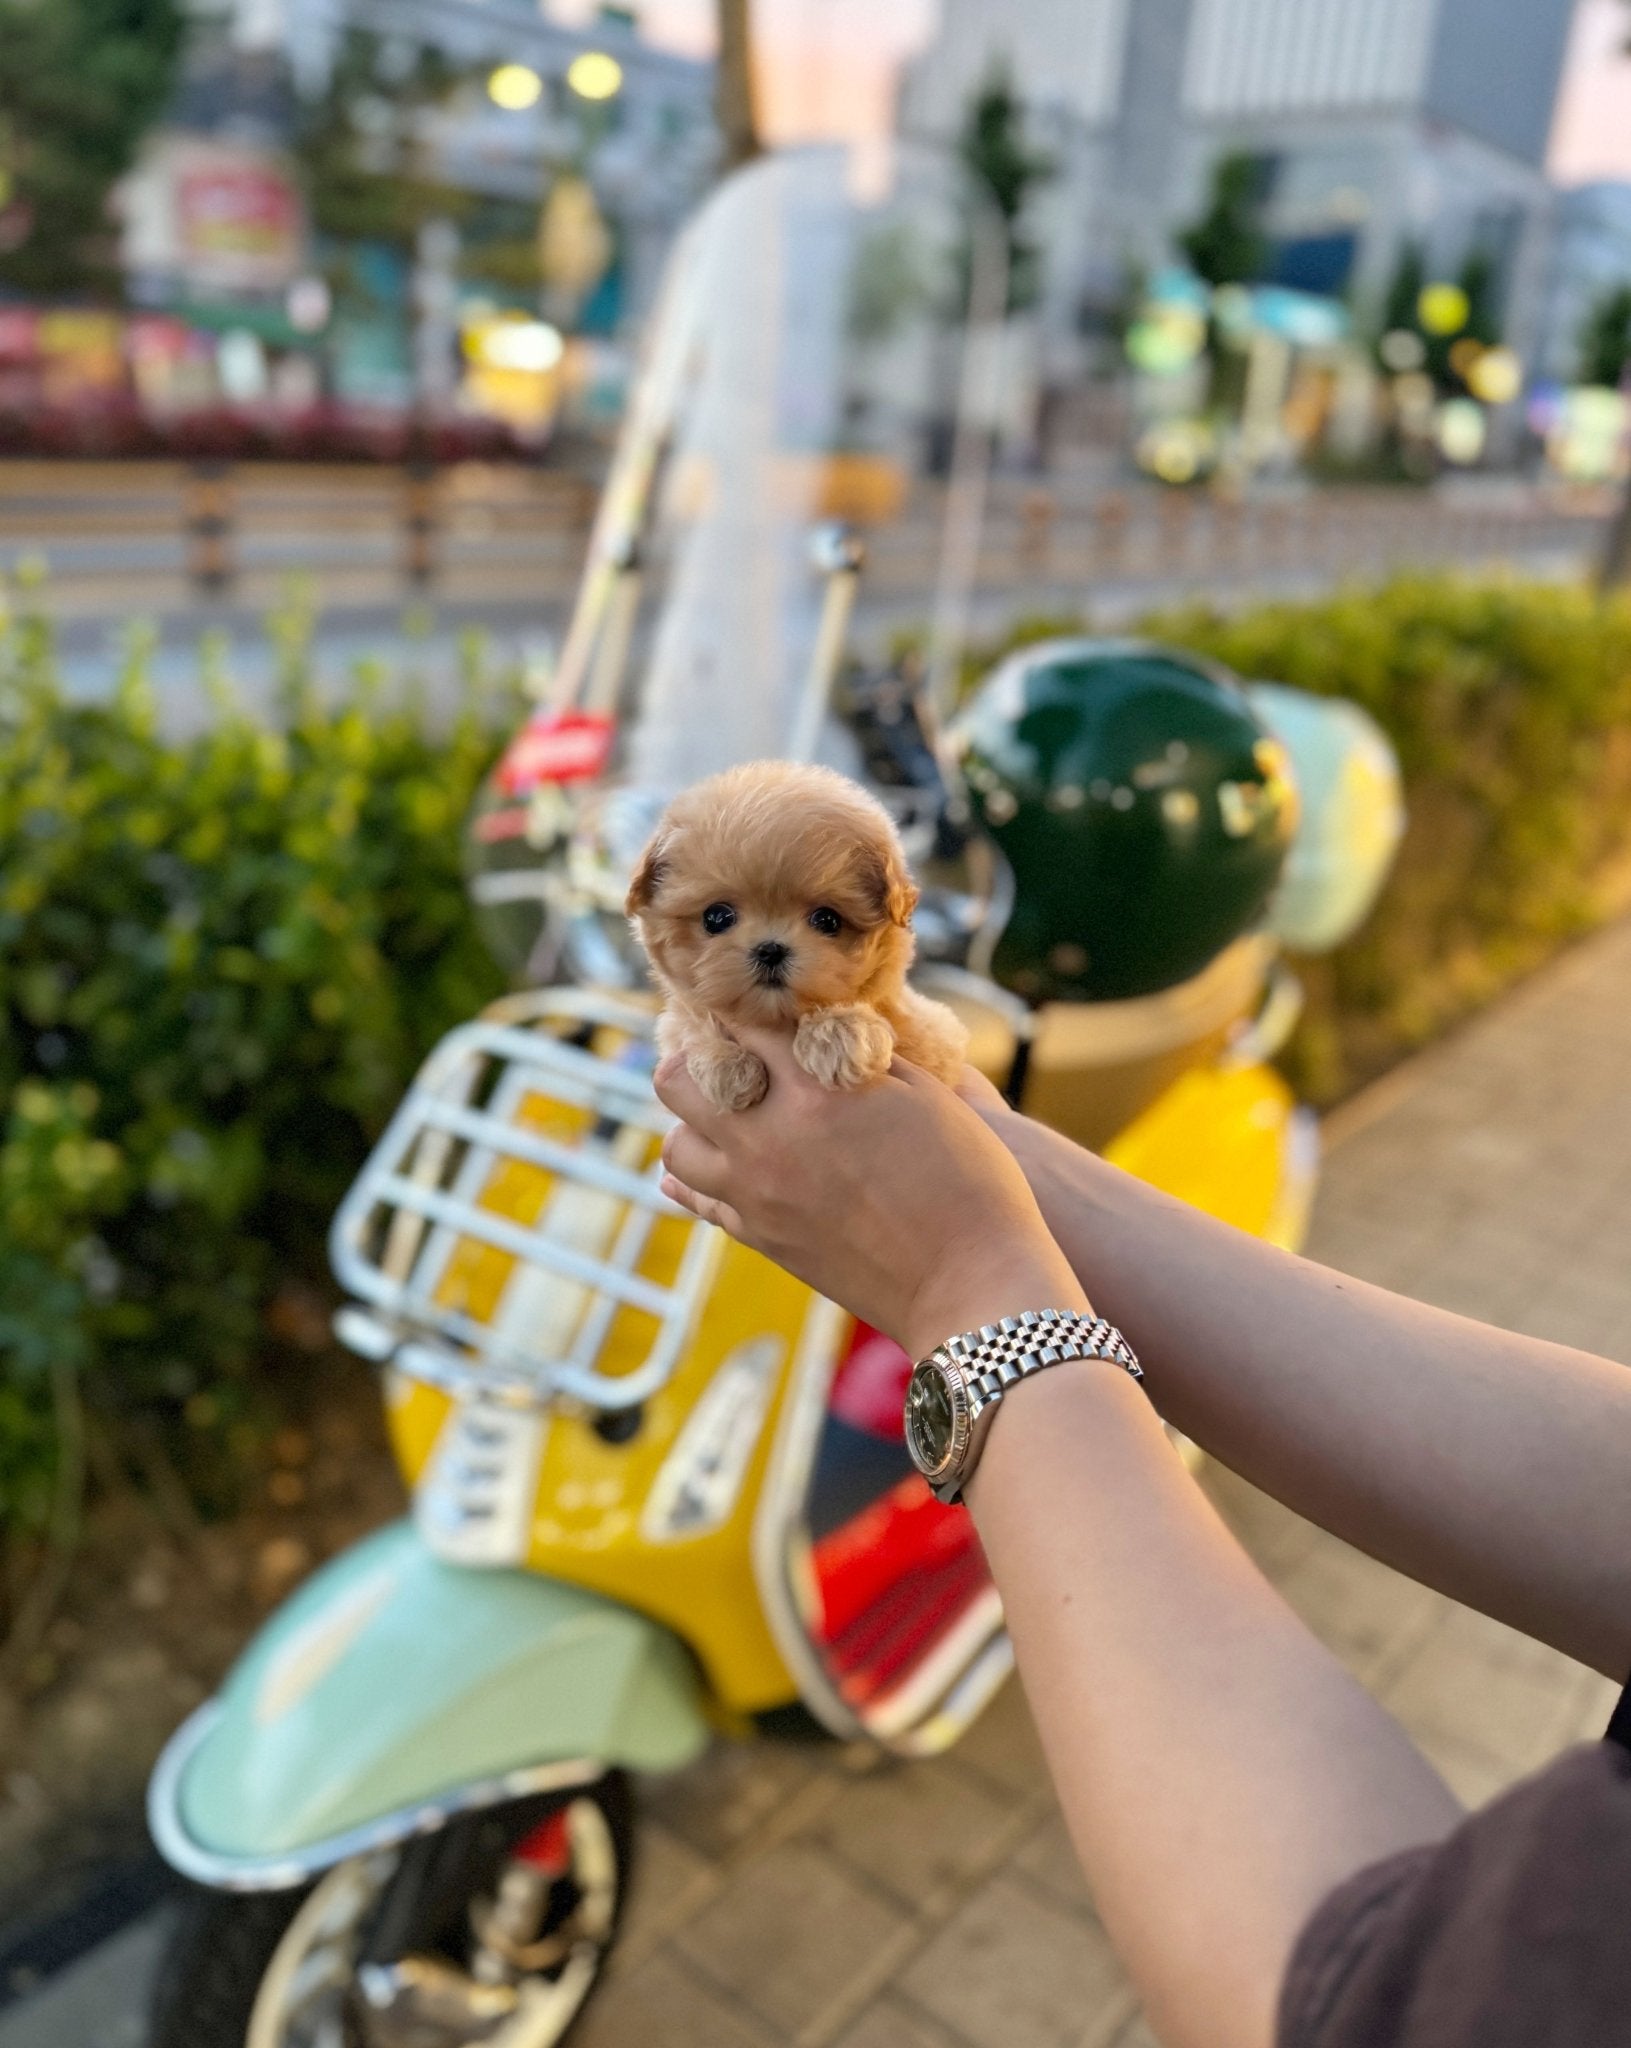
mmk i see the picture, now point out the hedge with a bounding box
[7,570,1631,1613]
[0,590,510,1612]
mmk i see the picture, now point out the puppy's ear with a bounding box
[862,839,919,927]
[625,830,671,916]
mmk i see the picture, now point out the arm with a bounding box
[984,1100,1631,1681]
[656,1040,1461,2048]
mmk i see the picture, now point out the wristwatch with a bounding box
[903,1309,1143,1505]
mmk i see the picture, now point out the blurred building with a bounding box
[98,0,717,422]
[195,0,717,325]
[1534,181,1631,382]
[903,0,1576,370]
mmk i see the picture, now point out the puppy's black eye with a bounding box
[808,906,843,936]
[701,903,736,935]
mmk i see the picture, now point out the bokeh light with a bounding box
[1135,418,1211,483]
[1378,328,1425,372]
[1126,305,1207,374]
[1418,283,1470,336]
[1448,337,1483,378]
[567,51,624,100]
[488,63,544,110]
[466,318,565,373]
[1465,346,1523,405]
[1435,397,1486,463]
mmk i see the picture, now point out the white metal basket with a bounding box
[329,989,720,1415]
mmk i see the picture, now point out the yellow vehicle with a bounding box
[145,147,1401,2048]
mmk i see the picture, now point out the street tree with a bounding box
[959,66,1053,313]
[0,0,186,299]
[1578,283,1631,390]
[1456,242,1502,348]
[292,30,470,250]
[1177,151,1269,290]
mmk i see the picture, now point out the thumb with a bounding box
[721,1019,804,1079]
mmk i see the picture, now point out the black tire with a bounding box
[150,1773,633,2048]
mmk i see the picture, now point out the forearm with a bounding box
[968,1366,1460,2048]
[1005,1112,1631,1677]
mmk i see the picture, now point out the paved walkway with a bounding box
[577,921,1631,2048]
[4,921,1629,2048]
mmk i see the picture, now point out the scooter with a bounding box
[146,148,1402,2048]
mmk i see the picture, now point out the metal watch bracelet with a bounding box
[904,1308,1144,1505]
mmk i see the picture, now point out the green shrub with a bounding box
[0,593,511,1570]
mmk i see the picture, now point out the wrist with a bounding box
[962,1353,1152,1516]
[902,1244,1090,1363]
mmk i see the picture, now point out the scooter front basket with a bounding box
[329,989,720,1415]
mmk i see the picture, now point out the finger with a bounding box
[661,1122,731,1200]
[717,1022,807,1085]
[953,1064,1010,1115]
[653,1050,722,1133]
[660,1173,745,1240]
[887,1055,946,1091]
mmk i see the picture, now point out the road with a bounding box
[5,916,1631,2045]
[1,459,1609,727]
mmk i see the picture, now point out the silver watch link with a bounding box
[903,1309,1143,1505]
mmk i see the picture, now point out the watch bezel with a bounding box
[904,1353,973,1494]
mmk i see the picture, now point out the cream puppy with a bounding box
[626,761,968,1111]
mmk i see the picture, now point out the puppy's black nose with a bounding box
[750,939,791,972]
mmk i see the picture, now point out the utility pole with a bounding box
[714,0,761,171]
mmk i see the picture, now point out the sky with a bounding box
[1549,0,1631,183]
[552,0,1631,188]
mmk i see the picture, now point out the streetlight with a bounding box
[566,50,623,100]
[488,62,544,110]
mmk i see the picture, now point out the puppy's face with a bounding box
[626,764,918,1027]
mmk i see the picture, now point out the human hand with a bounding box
[654,1029,1089,1359]
[951,1062,1013,1123]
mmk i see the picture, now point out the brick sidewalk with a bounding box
[576,922,1631,2048]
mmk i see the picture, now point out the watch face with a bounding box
[906,1359,963,1477]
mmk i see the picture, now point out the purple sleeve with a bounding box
[1278,1744,1631,2048]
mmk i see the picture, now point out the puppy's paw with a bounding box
[691,1042,769,1113]
[794,1005,894,1090]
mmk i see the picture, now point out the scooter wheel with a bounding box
[148,1771,633,2048]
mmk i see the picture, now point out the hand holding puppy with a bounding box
[626,761,967,1111]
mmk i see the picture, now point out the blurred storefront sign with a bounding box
[178,156,302,288]
[127,315,218,413]
[0,309,128,416]
[37,312,125,404]
[460,312,565,438]
[120,134,307,299]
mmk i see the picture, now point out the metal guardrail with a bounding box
[0,459,1611,616]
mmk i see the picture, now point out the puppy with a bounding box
[626,761,968,1111]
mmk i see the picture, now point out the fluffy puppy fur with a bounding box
[626,760,968,1112]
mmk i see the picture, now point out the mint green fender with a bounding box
[148,1521,708,1888]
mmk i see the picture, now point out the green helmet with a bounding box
[952,639,1298,1003]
